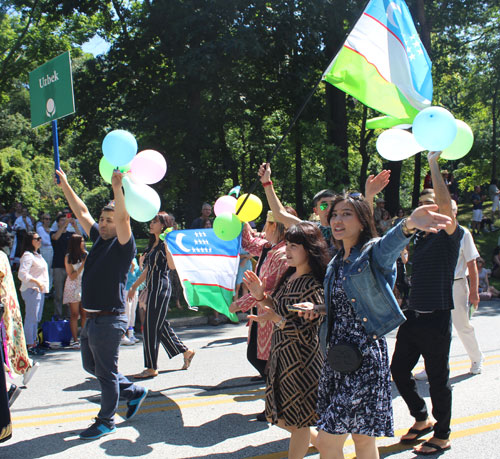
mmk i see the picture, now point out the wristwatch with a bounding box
[274,316,286,329]
[401,218,416,237]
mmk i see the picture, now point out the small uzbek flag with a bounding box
[166,229,240,322]
[323,0,432,127]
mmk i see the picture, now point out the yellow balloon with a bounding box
[236,194,263,222]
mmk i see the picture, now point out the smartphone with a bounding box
[66,213,72,219]
[286,304,307,312]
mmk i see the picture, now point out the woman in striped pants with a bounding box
[129,212,195,379]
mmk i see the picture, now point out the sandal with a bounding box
[133,368,158,379]
[181,350,195,370]
[414,441,451,455]
[400,425,434,444]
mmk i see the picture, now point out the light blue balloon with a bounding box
[122,176,161,222]
[413,107,458,151]
[102,130,138,166]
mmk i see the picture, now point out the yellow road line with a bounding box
[245,420,500,459]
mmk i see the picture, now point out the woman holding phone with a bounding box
[294,192,452,459]
[243,222,329,459]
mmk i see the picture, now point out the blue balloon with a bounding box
[102,130,138,166]
[412,107,458,151]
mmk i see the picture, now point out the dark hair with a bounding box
[21,232,38,255]
[312,189,336,208]
[275,222,330,291]
[328,193,378,249]
[147,211,174,249]
[0,228,13,249]
[66,234,86,264]
[55,213,66,223]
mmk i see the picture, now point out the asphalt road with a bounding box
[2,301,500,459]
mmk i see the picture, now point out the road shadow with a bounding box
[187,438,290,459]
[201,336,247,348]
[162,376,265,395]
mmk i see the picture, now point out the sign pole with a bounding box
[52,120,60,182]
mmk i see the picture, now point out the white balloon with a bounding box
[376,129,425,161]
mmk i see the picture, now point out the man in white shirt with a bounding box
[415,199,483,380]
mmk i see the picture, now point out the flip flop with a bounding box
[400,425,434,444]
[181,350,195,370]
[133,369,158,379]
[414,441,451,455]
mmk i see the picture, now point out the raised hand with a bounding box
[248,305,279,324]
[427,151,442,162]
[365,170,391,198]
[258,163,272,184]
[111,169,124,189]
[54,168,69,188]
[407,204,452,233]
[242,270,264,300]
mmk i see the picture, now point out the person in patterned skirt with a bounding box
[244,222,329,459]
[295,191,453,458]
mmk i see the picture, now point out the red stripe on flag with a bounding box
[182,281,234,292]
[363,12,407,56]
[343,45,390,84]
[172,253,238,258]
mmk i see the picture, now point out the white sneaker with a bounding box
[69,339,80,349]
[23,362,40,386]
[470,360,483,374]
[414,369,428,381]
[121,335,135,346]
[127,329,139,343]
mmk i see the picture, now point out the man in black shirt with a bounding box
[391,151,461,455]
[56,168,147,440]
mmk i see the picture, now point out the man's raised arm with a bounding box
[55,169,95,236]
[111,170,132,245]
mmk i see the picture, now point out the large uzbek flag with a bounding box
[323,0,432,127]
[166,229,240,322]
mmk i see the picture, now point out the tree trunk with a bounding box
[491,77,499,181]
[385,160,402,215]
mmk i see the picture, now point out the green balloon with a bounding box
[441,120,474,160]
[99,156,131,184]
[213,213,242,241]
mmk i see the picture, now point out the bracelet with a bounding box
[262,181,273,187]
[401,218,416,237]
[253,292,268,302]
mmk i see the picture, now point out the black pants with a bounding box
[247,322,267,378]
[391,310,452,440]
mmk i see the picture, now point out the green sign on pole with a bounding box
[29,51,75,128]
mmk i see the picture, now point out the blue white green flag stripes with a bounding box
[166,229,240,322]
[323,0,432,125]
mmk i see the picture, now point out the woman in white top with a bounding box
[18,232,49,355]
[36,213,53,292]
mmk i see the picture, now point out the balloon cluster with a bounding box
[212,192,263,241]
[376,107,474,162]
[99,130,167,222]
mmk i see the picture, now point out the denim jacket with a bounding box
[319,221,411,353]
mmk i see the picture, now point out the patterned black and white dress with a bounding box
[265,273,324,428]
[317,264,394,437]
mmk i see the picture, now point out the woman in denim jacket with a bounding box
[295,192,452,459]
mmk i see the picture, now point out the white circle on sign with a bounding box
[46,98,56,116]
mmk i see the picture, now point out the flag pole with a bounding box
[52,120,61,183]
[236,0,371,216]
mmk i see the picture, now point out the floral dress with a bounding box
[63,261,84,303]
[0,251,30,376]
[317,264,394,437]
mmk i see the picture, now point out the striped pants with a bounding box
[143,288,187,370]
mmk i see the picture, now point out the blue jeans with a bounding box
[21,288,44,346]
[80,314,140,426]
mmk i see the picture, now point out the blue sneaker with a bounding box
[79,418,117,440]
[125,387,148,420]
